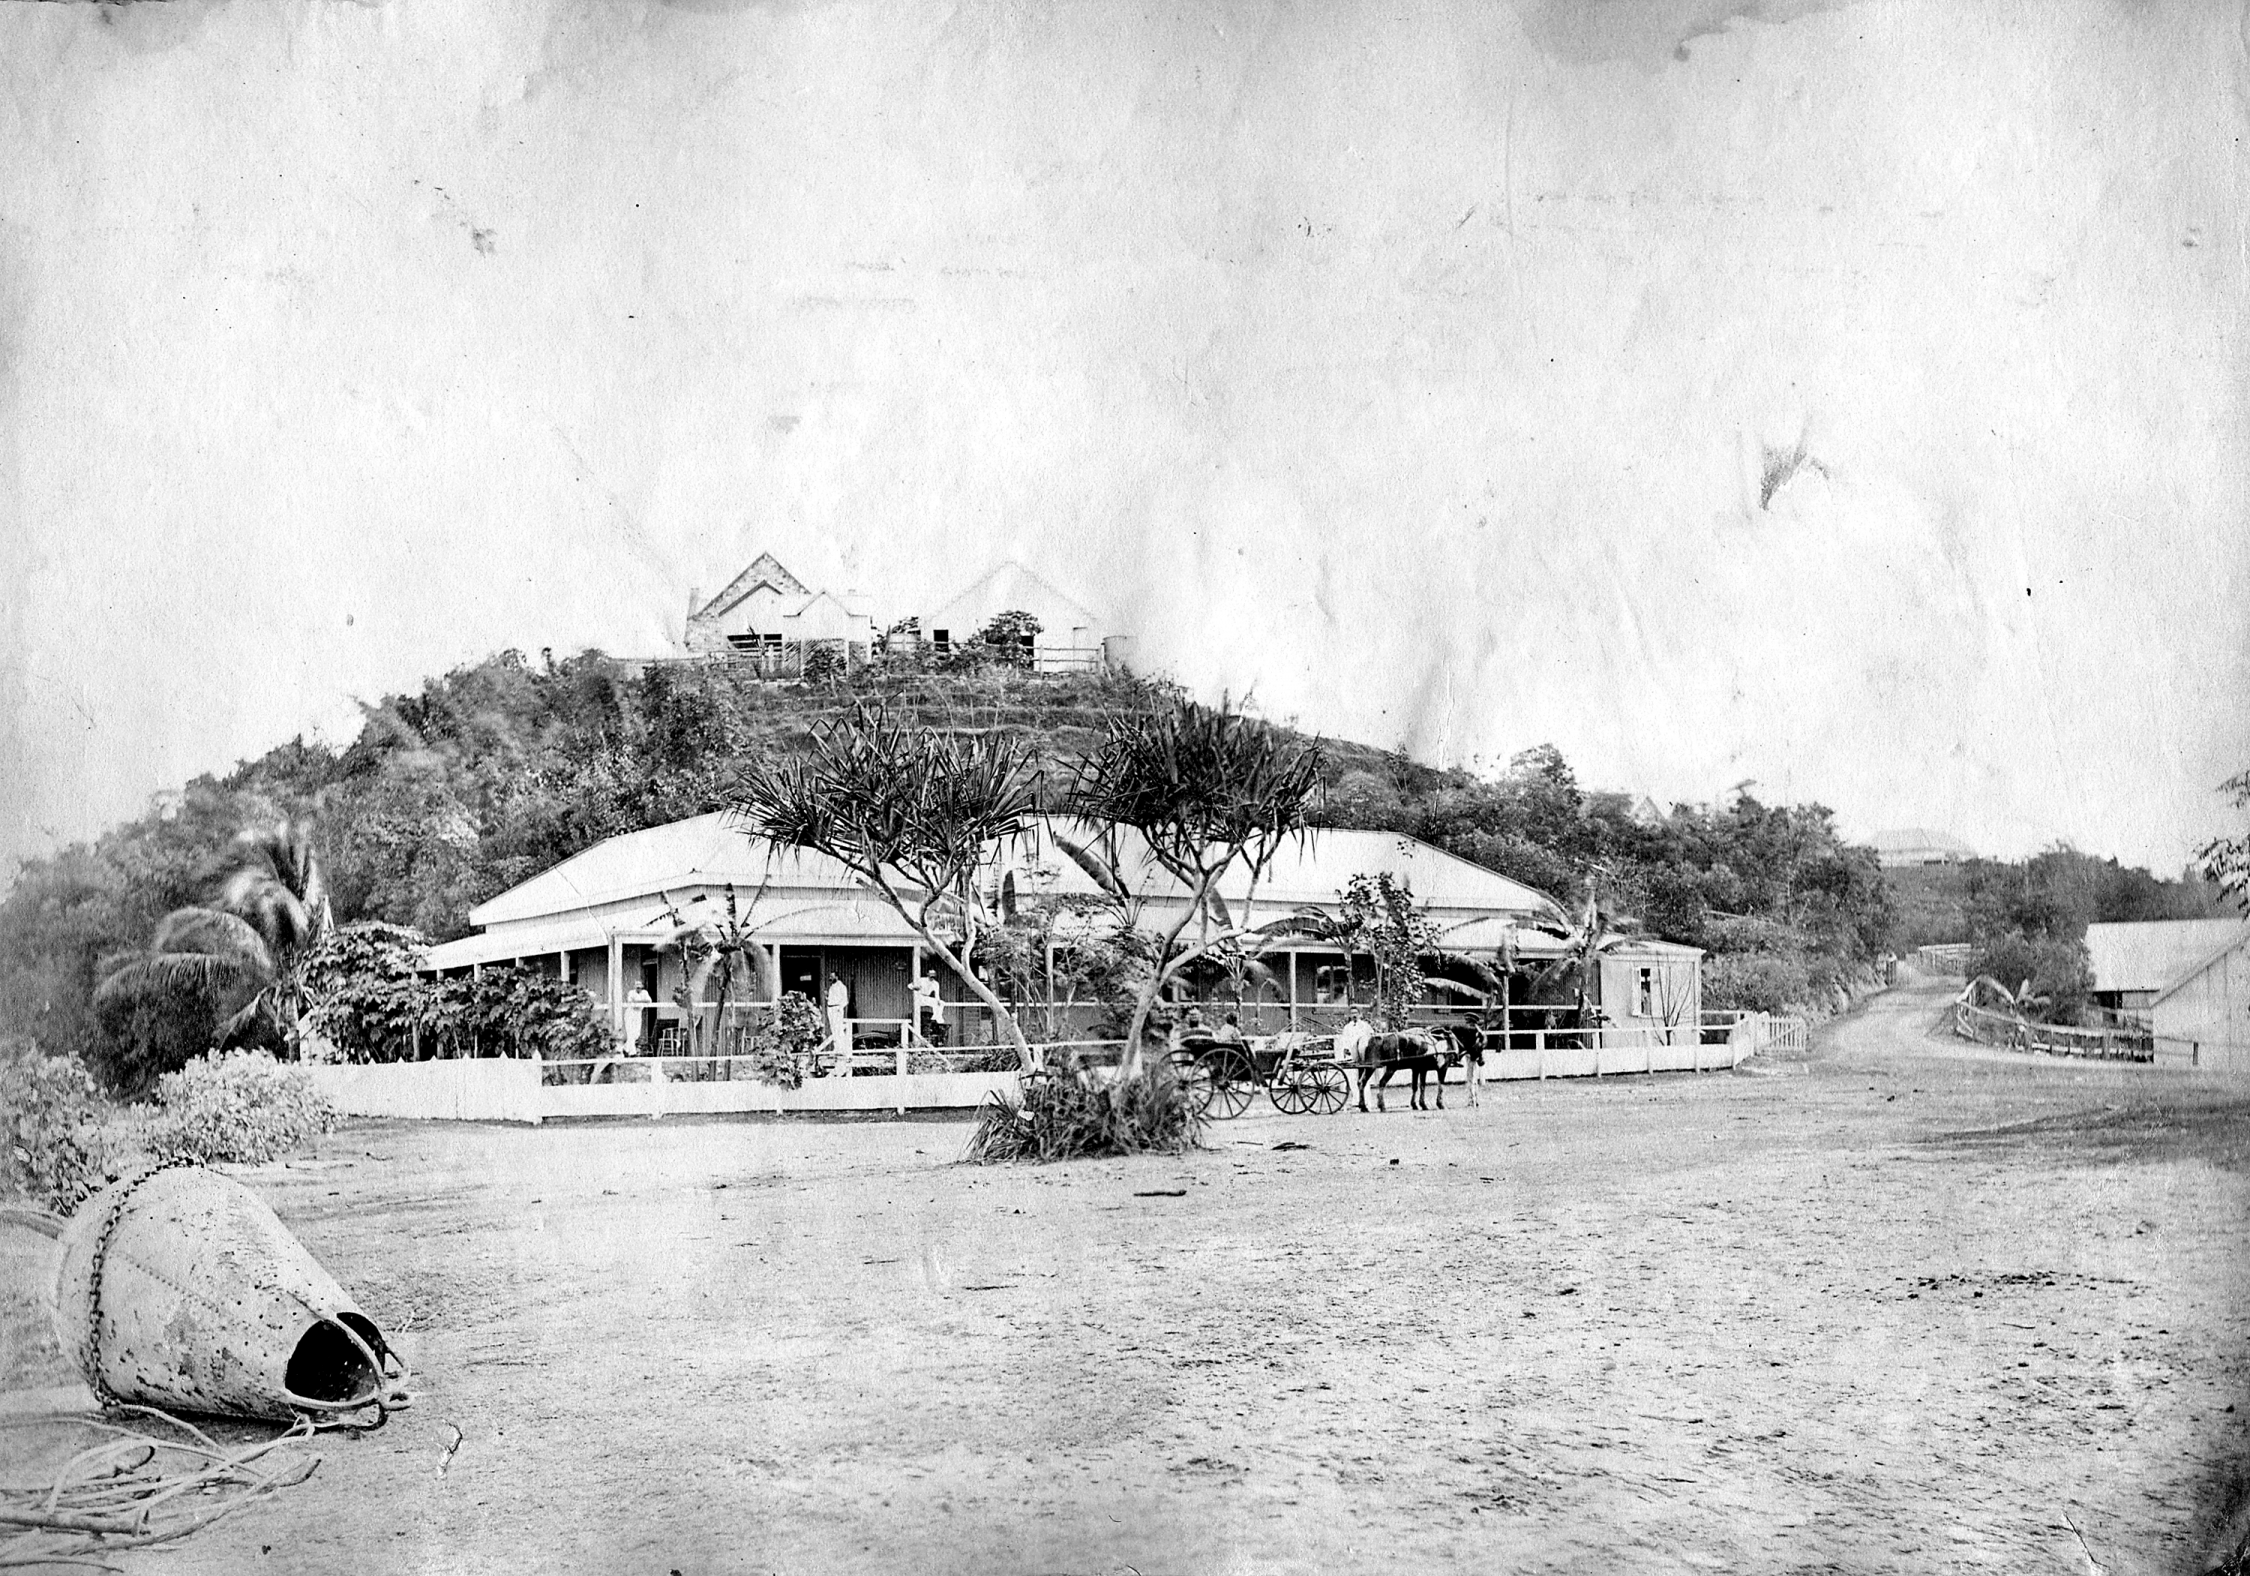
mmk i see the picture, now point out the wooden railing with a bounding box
[1951,998,2152,1062]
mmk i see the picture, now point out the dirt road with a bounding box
[6,974,2247,1574]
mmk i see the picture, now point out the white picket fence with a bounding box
[306,1013,1808,1125]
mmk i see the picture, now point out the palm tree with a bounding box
[96,821,334,1061]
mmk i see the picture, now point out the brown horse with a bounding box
[1431,1021,1488,1106]
[1341,1023,1468,1112]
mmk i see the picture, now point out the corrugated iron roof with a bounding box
[2084,919,2249,994]
[457,812,1604,962]
[1020,818,1565,920]
[467,814,877,928]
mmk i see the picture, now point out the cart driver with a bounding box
[1171,1007,1216,1054]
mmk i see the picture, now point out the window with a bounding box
[932,629,951,655]
[1315,966,1352,1005]
[1635,967,1655,1018]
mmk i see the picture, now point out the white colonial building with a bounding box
[419,813,1701,1054]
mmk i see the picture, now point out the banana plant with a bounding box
[1513,888,1616,1026]
[651,878,849,1051]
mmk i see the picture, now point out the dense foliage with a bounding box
[300,924,432,1062]
[427,965,617,1062]
[1311,745,1892,1014]
[1892,846,2225,1022]
[1,645,2009,1076]
[971,901,1153,1043]
[89,822,335,1094]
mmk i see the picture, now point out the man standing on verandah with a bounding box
[824,971,853,1076]
[910,968,944,1046]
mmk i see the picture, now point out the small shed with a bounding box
[2085,918,2249,1012]
[2150,927,2250,1074]
[1595,939,1704,1037]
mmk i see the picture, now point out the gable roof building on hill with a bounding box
[1868,827,1975,867]
[681,552,874,661]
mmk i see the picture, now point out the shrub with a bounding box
[301,923,429,1062]
[726,994,827,1087]
[738,1027,805,1088]
[976,610,1042,669]
[141,1050,338,1167]
[1971,932,2090,1022]
[964,1064,1203,1164]
[430,964,615,1061]
[1,1036,126,1215]
[772,990,827,1052]
[1702,952,1818,1016]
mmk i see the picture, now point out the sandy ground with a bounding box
[5,973,2248,1575]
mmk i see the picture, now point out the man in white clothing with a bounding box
[910,969,944,1045]
[825,972,852,1076]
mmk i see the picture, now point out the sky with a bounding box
[2,0,2245,880]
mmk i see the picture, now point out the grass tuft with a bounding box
[963,1063,1203,1164]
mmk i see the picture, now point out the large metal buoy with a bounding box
[51,1164,403,1422]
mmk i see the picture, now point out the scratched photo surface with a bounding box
[1,3,2246,1574]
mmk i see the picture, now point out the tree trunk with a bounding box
[1120,873,1251,1085]
[1120,895,1213,1080]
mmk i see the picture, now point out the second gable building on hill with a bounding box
[905,560,1123,672]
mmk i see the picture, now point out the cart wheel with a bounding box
[1205,1049,1258,1120]
[1166,1050,1216,1116]
[1306,1064,1350,1115]
[1269,1072,1308,1115]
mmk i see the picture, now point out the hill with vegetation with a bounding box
[5,646,1903,1084]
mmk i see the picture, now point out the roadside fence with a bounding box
[1950,997,2153,1062]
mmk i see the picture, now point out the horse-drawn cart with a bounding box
[1166,1033,1352,1119]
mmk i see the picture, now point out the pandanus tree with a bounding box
[731,706,1044,1069]
[1064,698,1325,1075]
[95,822,335,1084]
